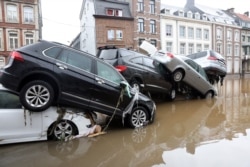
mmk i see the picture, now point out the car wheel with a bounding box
[130,80,141,92]
[168,89,176,101]
[20,80,54,111]
[173,69,184,82]
[127,107,149,128]
[205,90,214,99]
[48,120,78,141]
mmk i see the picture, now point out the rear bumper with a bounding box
[0,69,20,91]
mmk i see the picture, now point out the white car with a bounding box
[0,84,96,145]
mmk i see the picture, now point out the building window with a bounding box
[107,29,123,41]
[227,44,232,56]
[150,20,156,34]
[242,35,245,42]
[23,6,34,23]
[149,0,155,14]
[196,28,202,39]
[7,4,18,22]
[235,44,239,57]
[150,39,157,47]
[188,43,194,54]
[248,36,250,42]
[178,10,184,17]
[202,14,207,20]
[166,25,172,36]
[25,33,34,45]
[227,29,232,41]
[187,11,192,18]
[179,26,186,38]
[216,43,222,54]
[180,43,186,55]
[106,9,122,17]
[138,38,145,46]
[204,29,209,40]
[188,27,194,39]
[195,12,200,19]
[8,32,18,49]
[234,31,239,42]
[204,44,209,50]
[196,44,202,52]
[138,0,144,12]
[166,42,172,53]
[216,28,222,39]
[138,18,144,32]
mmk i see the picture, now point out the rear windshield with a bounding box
[98,49,118,60]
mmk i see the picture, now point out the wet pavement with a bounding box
[1,78,250,167]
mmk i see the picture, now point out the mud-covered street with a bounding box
[1,78,250,167]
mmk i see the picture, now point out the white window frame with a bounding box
[0,29,3,51]
[7,30,19,50]
[188,43,194,54]
[179,26,186,38]
[149,0,155,14]
[188,27,194,39]
[150,20,156,34]
[137,0,144,12]
[196,44,202,52]
[234,31,239,42]
[227,44,232,56]
[216,28,222,39]
[23,6,34,23]
[187,11,192,18]
[204,29,209,40]
[235,44,239,57]
[227,29,232,41]
[6,3,18,22]
[166,24,172,37]
[166,42,172,53]
[24,32,34,45]
[138,18,144,32]
[180,43,186,55]
[196,28,202,39]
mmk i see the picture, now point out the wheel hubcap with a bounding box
[131,109,147,127]
[25,85,50,107]
[54,121,73,140]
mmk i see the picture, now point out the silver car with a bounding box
[153,51,217,98]
[187,50,226,85]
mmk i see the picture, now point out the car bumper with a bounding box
[0,69,20,91]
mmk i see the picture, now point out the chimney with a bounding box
[244,11,249,17]
[227,8,235,13]
[186,0,194,6]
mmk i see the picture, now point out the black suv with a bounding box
[0,40,156,128]
[97,46,175,100]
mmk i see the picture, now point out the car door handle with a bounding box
[95,77,105,84]
[56,63,68,70]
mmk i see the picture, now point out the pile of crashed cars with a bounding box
[0,40,226,144]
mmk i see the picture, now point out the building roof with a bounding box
[235,13,250,22]
[94,0,132,18]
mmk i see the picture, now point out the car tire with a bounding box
[173,69,184,82]
[127,106,149,128]
[48,120,78,141]
[20,80,54,111]
[130,79,141,92]
[204,90,214,99]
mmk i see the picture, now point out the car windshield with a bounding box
[98,49,117,60]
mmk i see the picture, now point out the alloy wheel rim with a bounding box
[131,109,147,127]
[25,85,50,107]
[54,121,73,140]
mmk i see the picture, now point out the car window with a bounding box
[44,47,62,59]
[119,49,135,57]
[98,49,117,59]
[185,59,199,72]
[130,57,143,65]
[0,91,22,109]
[143,57,155,68]
[57,49,92,72]
[96,61,123,84]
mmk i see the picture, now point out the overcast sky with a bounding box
[41,0,248,45]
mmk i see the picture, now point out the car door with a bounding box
[142,57,172,93]
[54,48,95,109]
[184,59,211,94]
[0,90,42,143]
[89,60,131,116]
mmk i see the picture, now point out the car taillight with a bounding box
[115,65,127,72]
[207,56,217,60]
[10,51,24,62]
[166,52,174,58]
